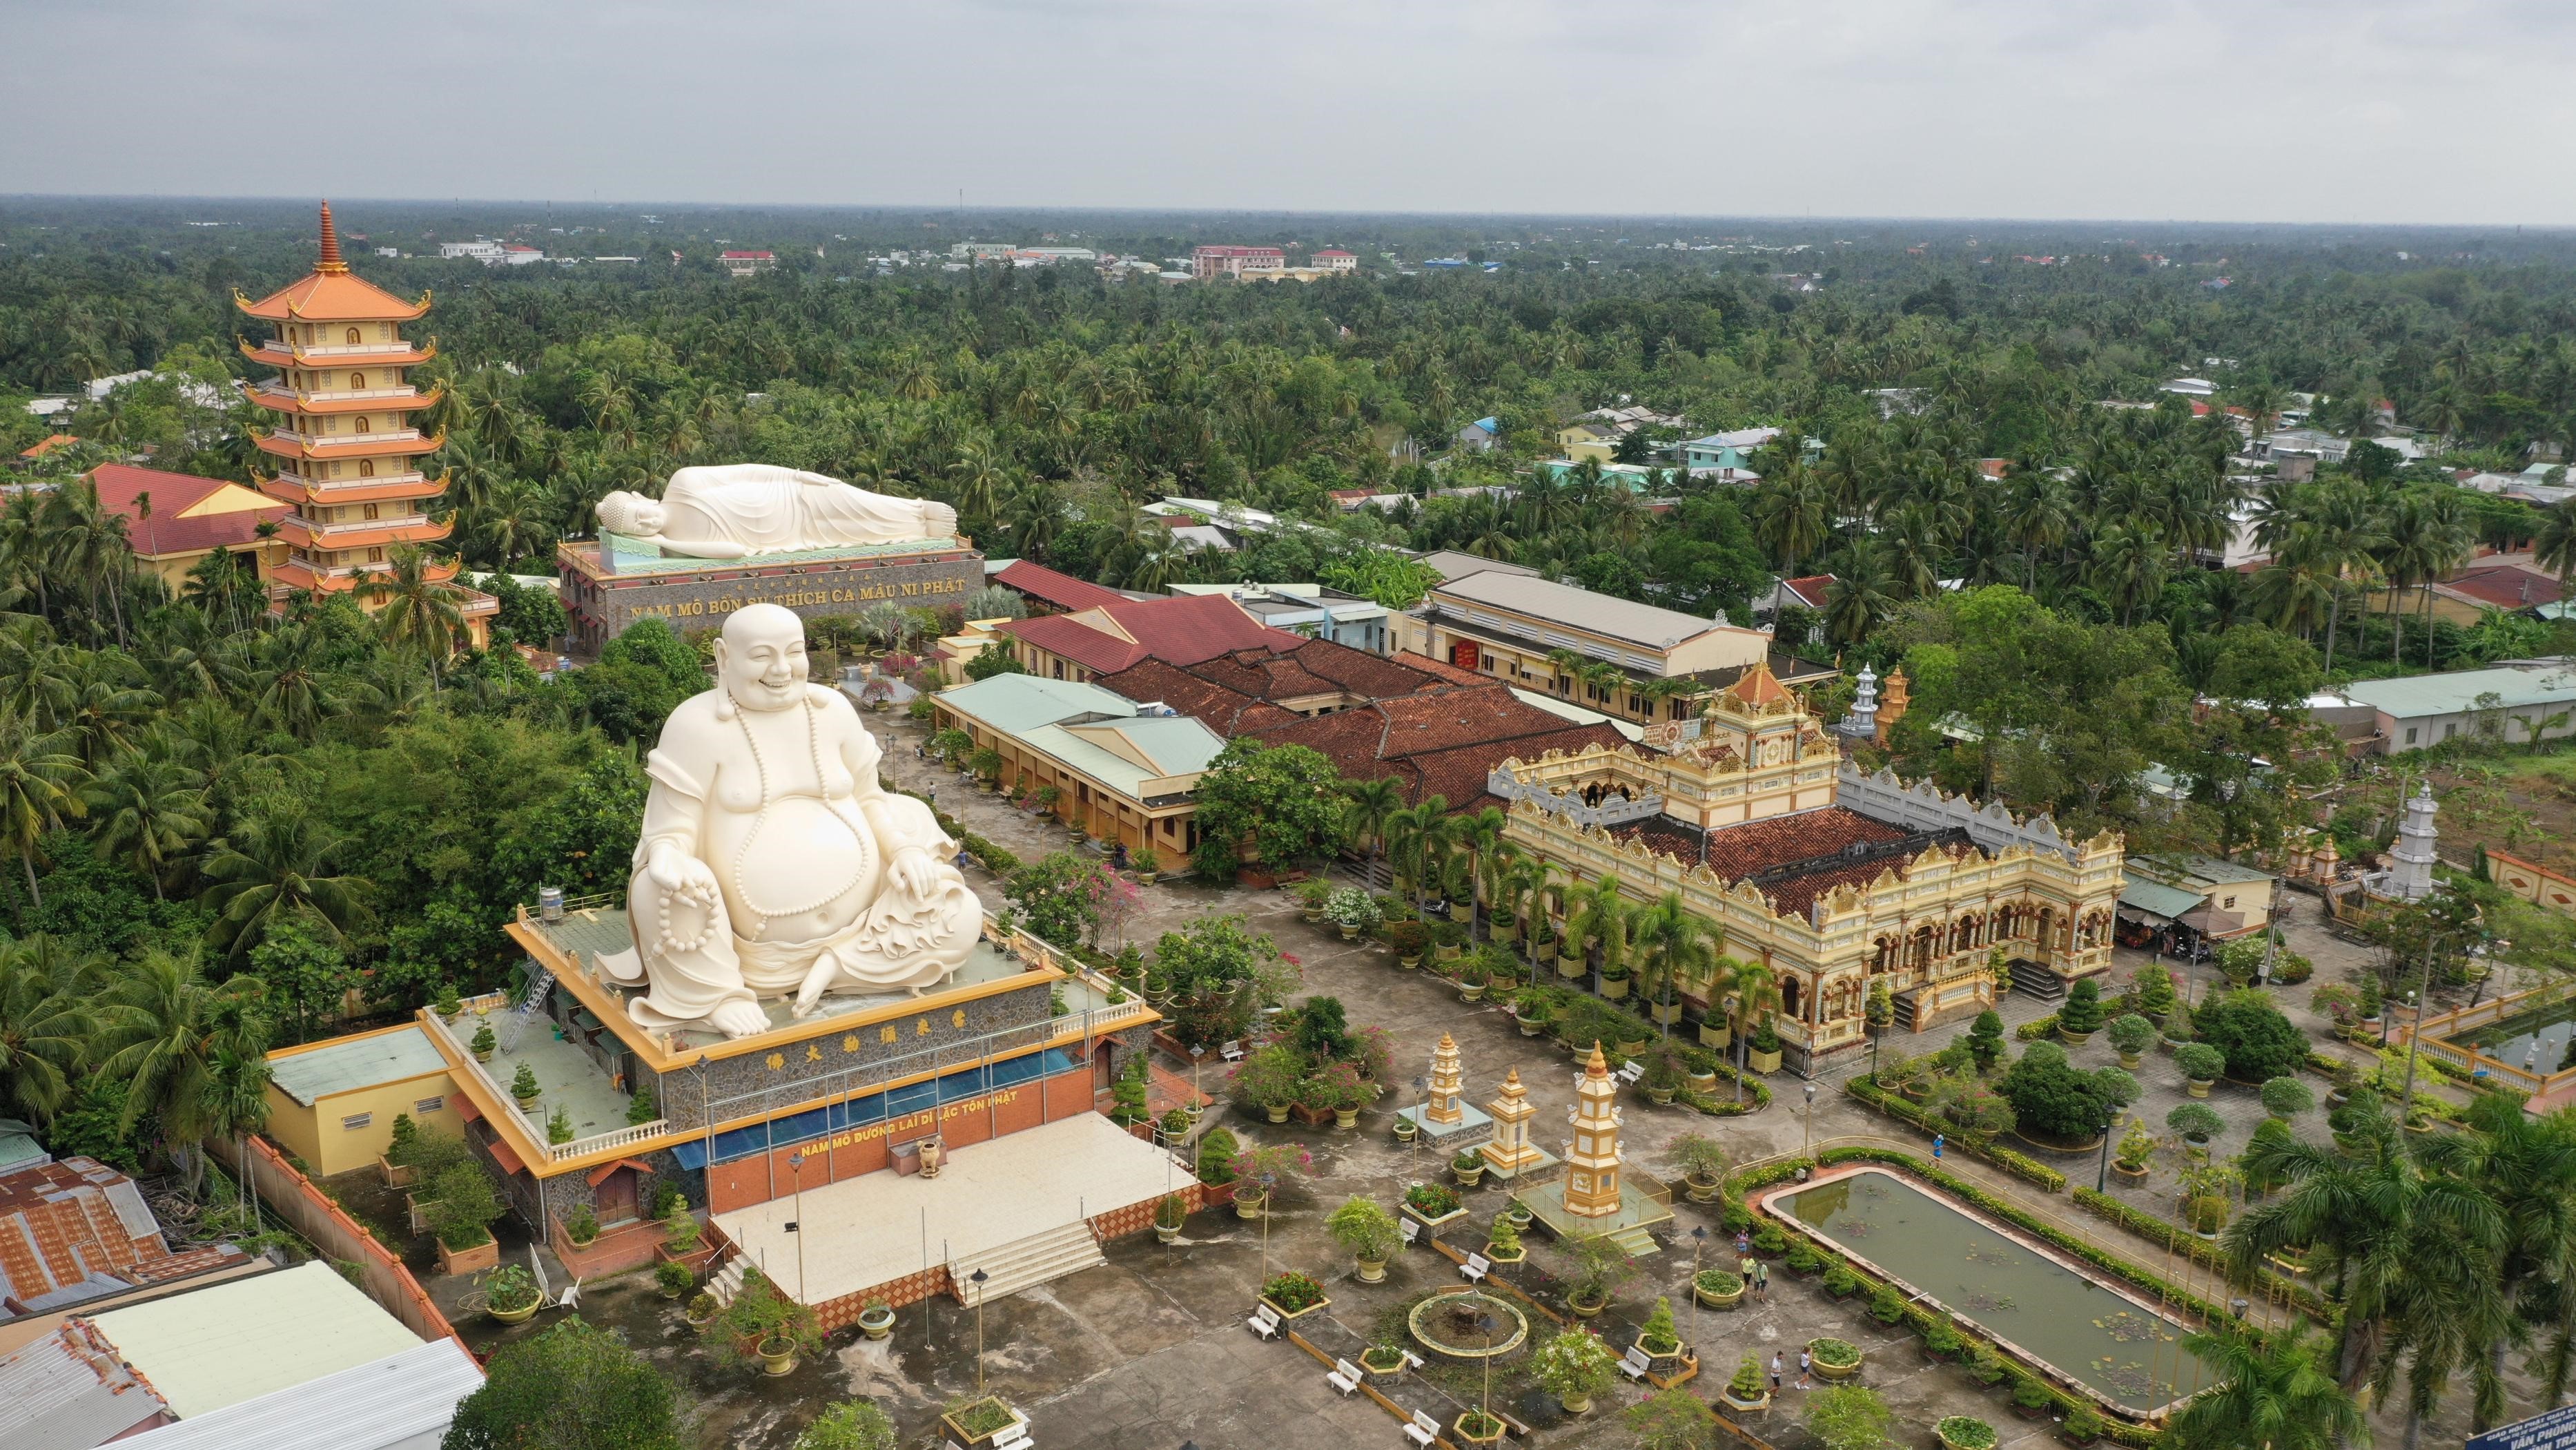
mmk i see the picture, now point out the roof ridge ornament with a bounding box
[317,200,348,274]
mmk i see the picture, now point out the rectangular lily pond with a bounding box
[1768,1167,2204,1415]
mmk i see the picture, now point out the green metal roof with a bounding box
[2343,666,2576,719]
[939,674,1138,735]
[266,1026,447,1107]
[91,1262,425,1419]
[1022,715,1225,801]
[2119,880,2204,920]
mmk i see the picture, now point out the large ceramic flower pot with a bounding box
[1266,1104,1291,1123]
[859,1306,895,1340]
[1700,1021,1732,1050]
[1356,1255,1387,1284]
[1334,1108,1359,1130]
[758,1337,799,1376]
[489,1298,539,1326]
[1748,1046,1783,1074]
[2186,1079,2213,1099]
[1559,958,1586,980]
[1599,976,1630,1000]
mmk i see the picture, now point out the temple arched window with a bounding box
[346,327,362,345]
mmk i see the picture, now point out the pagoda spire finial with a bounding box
[316,200,347,274]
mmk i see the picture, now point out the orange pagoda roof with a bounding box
[271,555,464,595]
[275,517,452,552]
[240,338,436,369]
[244,383,444,417]
[254,429,443,463]
[235,202,431,323]
[259,474,447,507]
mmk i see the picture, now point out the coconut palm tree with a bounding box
[2534,500,2576,605]
[197,805,371,958]
[1630,892,1717,1036]
[2165,1325,2367,1450]
[1708,956,1779,1104]
[83,753,208,898]
[95,950,269,1186]
[1564,874,1632,987]
[358,547,467,683]
[1340,776,1405,879]
[1385,795,1452,915]
[0,710,87,904]
[0,936,99,1123]
[2416,1092,2576,1417]
[1823,548,1895,644]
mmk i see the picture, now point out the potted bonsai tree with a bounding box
[1485,1212,1526,1265]
[563,1201,598,1248]
[1155,1192,1189,1244]
[2176,1043,2225,1099]
[858,1298,895,1341]
[2259,1075,2314,1120]
[1228,1043,1305,1125]
[1298,880,1332,922]
[709,1266,821,1377]
[1131,847,1161,887]
[2060,1405,2106,1447]
[1326,1195,1402,1283]
[1457,961,1490,1003]
[2011,1375,2056,1420]
[511,1061,542,1114]
[685,1289,719,1328]
[2058,978,2105,1045]
[426,1161,505,1275]
[1452,1148,1487,1188]
[1720,1352,1773,1413]
[1325,887,1382,941]
[2107,1014,2155,1069]
[1641,1050,1682,1105]
[1693,1266,1746,1308]
[1672,1131,1728,1204]
[380,1114,420,1187]
[483,1264,543,1326]
[2167,1101,2224,1149]
[2111,1119,2156,1182]
[1746,1021,1784,1074]
[1513,985,1554,1036]
[1562,1230,1637,1317]
[1534,1326,1621,1415]
[1635,1295,1686,1369]
[471,1021,496,1063]
[654,1259,693,1300]
[1387,919,1428,969]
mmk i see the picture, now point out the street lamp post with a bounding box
[2096,1114,2114,1193]
[1258,1171,1278,1281]
[970,1268,991,1394]
[787,1151,807,1304]
[1802,1081,1817,1161]
[1690,1226,1708,1346]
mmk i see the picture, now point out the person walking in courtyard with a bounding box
[1932,1133,1944,1161]
[1798,1347,1813,1389]
[1741,1252,1757,1289]
[1735,1229,1751,1256]
[1754,1258,1770,1299]
[1770,1353,1784,1394]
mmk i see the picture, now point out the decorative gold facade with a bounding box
[1496,671,2125,1070]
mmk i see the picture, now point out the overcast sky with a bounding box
[5,0,2573,224]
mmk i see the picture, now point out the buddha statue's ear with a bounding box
[710,637,736,721]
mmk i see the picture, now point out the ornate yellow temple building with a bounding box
[1492,665,2126,1072]
[237,202,490,641]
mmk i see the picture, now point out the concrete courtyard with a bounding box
[435,708,2494,1450]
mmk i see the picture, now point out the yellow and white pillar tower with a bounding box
[1481,1067,1545,1177]
[1564,1043,1623,1217]
[1425,1032,1465,1127]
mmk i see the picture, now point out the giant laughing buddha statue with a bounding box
[596,603,979,1039]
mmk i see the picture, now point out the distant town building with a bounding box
[1311,249,1358,269]
[1191,245,1286,280]
[719,249,776,277]
[1453,416,1502,453]
[435,240,504,261]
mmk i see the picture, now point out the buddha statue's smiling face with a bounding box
[713,603,808,711]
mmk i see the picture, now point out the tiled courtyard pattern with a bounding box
[429,710,2494,1450]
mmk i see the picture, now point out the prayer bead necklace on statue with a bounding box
[723,686,865,938]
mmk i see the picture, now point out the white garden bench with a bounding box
[994,1429,1033,1450]
[1617,1345,1656,1383]
[1403,1411,1442,1447]
[1247,1303,1282,1340]
[1326,1358,1363,1397]
[1398,1219,1421,1246]
[1459,1252,1490,1284]
[1219,1040,1245,1063]
[1614,1060,1645,1085]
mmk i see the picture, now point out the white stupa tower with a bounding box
[1837,665,1879,740]
[2390,783,2439,900]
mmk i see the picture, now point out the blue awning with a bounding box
[690,1047,1078,1168]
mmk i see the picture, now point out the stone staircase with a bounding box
[2006,957,2067,1003]
[1601,1223,1661,1256]
[948,1221,1105,1306]
[706,1253,752,1306]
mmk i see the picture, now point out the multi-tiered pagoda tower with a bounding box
[237,203,485,640]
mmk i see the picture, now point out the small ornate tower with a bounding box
[1873,668,1910,748]
[1481,1067,1545,1177]
[1563,1043,1623,1218]
[1837,664,1879,740]
[1425,1032,1465,1127]
[2391,783,2439,900]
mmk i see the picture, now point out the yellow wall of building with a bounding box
[264,1069,460,1179]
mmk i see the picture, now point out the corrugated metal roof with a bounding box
[2118,880,2204,921]
[2343,664,2576,719]
[115,1338,481,1450]
[266,1027,446,1107]
[0,1322,169,1450]
[91,1262,424,1418]
[939,673,1138,735]
[1434,570,1744,650]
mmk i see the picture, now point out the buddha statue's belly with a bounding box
[706,794,879,943]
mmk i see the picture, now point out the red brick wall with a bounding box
[708,1067,1098,1215]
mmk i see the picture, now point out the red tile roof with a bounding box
[999,593,1302,675]
[1251,685,1626,808]
[2439,564,2564,609]
[991,559,1129,613]
[18,434,80,461]
[87,463,289,559]
[1001,613,1149,674]
[1779,575,1835,609]
[1608,807,1989,917]
[1091,657,1300,733]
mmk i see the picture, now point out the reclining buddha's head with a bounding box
[596,490,668,539]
